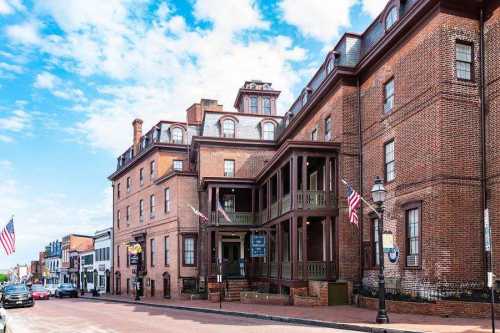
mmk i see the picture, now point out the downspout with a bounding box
[479,4,489,283]
[357,77,364,285]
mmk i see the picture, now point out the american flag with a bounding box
[0,218,15,255]
[188,204,209,223]
[347,185,361,227]
[217,201,232,223]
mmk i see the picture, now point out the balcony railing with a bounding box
[281,193,291,214]
[281,262,292,280]
[270,201,279,219]
[270,262,279,278]
[297,261,333,280]
[210,212,256,225]
[296,190,335,209]
[260,208,268,224]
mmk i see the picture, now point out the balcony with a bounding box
[296,190,335,209]
[210,212,256,225]
[270,202,279,219]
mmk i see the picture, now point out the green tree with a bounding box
[0,273,8,282]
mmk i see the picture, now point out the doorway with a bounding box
[163,272,171,298]
[222,242,241,277]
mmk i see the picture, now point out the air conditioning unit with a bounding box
[406,255,419,267]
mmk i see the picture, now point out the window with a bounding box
[173,160,183,171]
[164,188,171,213]
[126,278,130,294]
[126,249,130,267]
[140,168,144,186]
[249,96,258,113]
[222,119,235,138]
[171,127,183,144]
[164,236,169,266]
[262,122,275,140]
[384,78,394,113]
[117,210,120,229]
[325,116,332,141]
[126,177,131,192]
[139,199,144,221]
[263,97,271,115]
[126,206,130,222]
[406,206,420,267]
[385,7,398,30]
[302,91,308,106]
[373,219,380,266]
[384,140,395,182]
[117,246,120,267]
[117,183,121,199]
[456,42,472,80]
[150,160,156,177]
[150,238,156,267]
[311,128,318,141]
[183,235,196,266]
[150,194,156,219]
[224,160,235,177]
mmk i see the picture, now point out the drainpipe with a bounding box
[357,77,364,286]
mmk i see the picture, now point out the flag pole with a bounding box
[341,178,381,219]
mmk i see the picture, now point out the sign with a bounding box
[129,254,139,265]
[98,264,106,272]
[488,271,495,288]
[128,243,142,255]
[484,208,491,252]
[388,246,400,263]
[250,235,266,257]
[382,231,394,253]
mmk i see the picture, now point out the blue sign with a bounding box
[251,235,266,257]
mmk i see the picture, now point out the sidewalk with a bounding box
[81,294,496,333]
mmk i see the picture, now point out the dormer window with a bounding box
[171,127,183,144]
[385,7,398,30]
[262,122,275,140]
[302,90,309,106]
[222,119,235,138]
[263,97,271,115]
[249,96,258,113]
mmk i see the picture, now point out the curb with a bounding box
[80,296,423,333]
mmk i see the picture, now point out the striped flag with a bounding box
[347,185,361,227]
[217,201,232,223]
[0,217,15,255]
[188,204,209,223]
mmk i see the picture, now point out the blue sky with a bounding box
[0,0,386,268]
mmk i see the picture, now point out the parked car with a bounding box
[1,284,34,308]
[45,284,57,296]
[55,283,78,298]
[31,284,50,300]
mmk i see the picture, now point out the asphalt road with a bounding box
[3,298,360,333]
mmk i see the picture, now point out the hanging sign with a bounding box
[382,231,394,253]
[388,246,400,263]
[250,235,266,257]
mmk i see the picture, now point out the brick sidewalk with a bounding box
[81,294,497,333]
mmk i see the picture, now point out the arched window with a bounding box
[385,7,398,30]
[262,122,275,140]
[222,119,235,138]
[171,127,183,144]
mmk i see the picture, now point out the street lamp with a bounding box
[371,176,389,324]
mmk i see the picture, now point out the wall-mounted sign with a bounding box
[388,246,399,263]
[250,235,266,257]
[382,231,394,253]
[98,264,106,272]
[129,254,139,265]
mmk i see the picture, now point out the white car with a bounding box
[45,284,57,296]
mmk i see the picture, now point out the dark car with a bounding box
[55,283,78,298]
[1,284,34,308]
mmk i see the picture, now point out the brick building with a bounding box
[110,0,500,300]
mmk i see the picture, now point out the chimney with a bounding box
[132,118,143,154]
[186,99,223,125]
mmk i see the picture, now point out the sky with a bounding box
[0,0,387,269]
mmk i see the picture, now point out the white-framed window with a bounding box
[262,122,275,140]
[150,238,156,267]
[171,127,183,144]
[150,194,156,219]
[406,206,420,267]
[164,188,170,213]
[325,116,332,141]
[126,177,131,192]
[222,119,235,138]
[384,78,394,113]
[183,236,195,266]
[311,128,318,141]
[224,160,235,177]
[249,96,258,113]
[456,42,473,81]
[384,140,395,182]
[385,6,398,30]
[173,160,183,171]
[263,97,271,115]
[164,236,169,266]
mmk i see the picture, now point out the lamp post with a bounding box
[371,176,389,324]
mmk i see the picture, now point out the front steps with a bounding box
[224,279,249,301]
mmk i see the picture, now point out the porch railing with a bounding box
[270,201,279,219]
[281,193,291,214]
[210,212,256,225]
[281,262,292,280]
[255,261,268,277]
[260,208,268,224]
[295,191,335,209]
[270,262,279,278]
[297,261,332,280]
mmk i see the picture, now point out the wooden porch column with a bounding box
[291,216,298,279]
[207,229,213,275]
[277,222,282,280]
[277,169,282,214]
[267,180,271,220]
[324,217,332,280]
[302,216,308,280]
[215,186,220,226]
[325,157,331,206]
[215,230,221,265]
[208,185,213,223]
[251,187,256,218]
[302,155,308,191]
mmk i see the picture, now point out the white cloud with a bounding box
[34,71,86,101]
[5,21,41,45]
[0,62,23,74]
[0,0,24,15]
[0,109,31,132]
[279,0,356,42]
[0,134,13,142]
[361,0,388,18]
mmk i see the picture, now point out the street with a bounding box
[3,299,359,333]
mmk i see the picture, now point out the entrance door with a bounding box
[163,273,171,298]
[106,270,111,293]
[222,242,241,277]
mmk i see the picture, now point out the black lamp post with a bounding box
[371,176,389,324]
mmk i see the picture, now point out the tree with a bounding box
[0,273,8,282]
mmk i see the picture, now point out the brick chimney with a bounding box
[186,99,223,125]
[132,118,143,154]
